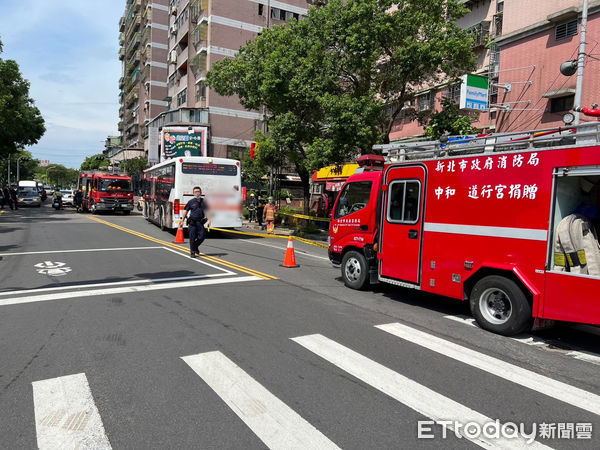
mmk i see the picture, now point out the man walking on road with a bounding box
[179,186,210,258]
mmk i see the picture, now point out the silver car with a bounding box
[17,189,41,207]
[60,189,74,206]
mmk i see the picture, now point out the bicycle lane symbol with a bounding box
[34,261,73,277]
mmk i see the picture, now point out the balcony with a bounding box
[127,50,141,67]
[118,121,124,131]
[192,23,208,48]
[119,47,125,60]
[119,77,125,89]
[119,32,125,46]
[177,49,189,70]
[191,0,209,24]
[125,86,139,107]
[142,5,151,23]
[126,15,141,40]
[467,21,491,48]
[141,27,151,46]
[132,0,142,12]
[119,16,125,32]
[190,52,207,78]
[126,32,141,56]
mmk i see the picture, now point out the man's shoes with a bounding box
[190,252,197,258]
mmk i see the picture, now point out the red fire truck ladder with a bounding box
[373,122,600,161]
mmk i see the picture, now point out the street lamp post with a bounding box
[16,157,29,184]
[46,166,57,186]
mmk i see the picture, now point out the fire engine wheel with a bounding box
[470,275,532,336]
[341,250,369,290]
[90,201,97,215]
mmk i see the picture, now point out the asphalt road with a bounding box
[1,203,599,449]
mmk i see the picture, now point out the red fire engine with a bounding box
[78,171,134,214]
[329,123,600,335]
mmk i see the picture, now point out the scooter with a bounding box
[52,199,62,210]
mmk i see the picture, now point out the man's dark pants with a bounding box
[188,221,206,254]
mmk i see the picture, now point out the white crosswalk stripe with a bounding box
[32,373,111,450]
[376,322,600,416]
[292,334,551,449]
[182,351,340,450]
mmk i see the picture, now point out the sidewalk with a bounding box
[240,220,328,242]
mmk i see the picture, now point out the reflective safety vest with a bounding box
[265,205,276,221]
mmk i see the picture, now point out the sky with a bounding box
[0,0,124,168]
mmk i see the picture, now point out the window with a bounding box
[168,73,176,89]
[227,145,245,160]
[448,83,461,101]
[271,7,280,20]
[334,181,372,219]
[258,4,263,15]
[416,92,434,111]
[555,19,578,40]
[196,82,206,101]
[177,88,187,106]
[388,180,421,224]
[550,95,574,113]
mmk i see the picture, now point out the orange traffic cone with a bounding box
[281,237,298,268]
[174,227,185,244]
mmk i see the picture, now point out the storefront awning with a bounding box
[312,163,359,182]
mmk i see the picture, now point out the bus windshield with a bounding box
[99,178,132,192]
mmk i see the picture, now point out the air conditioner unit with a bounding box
[132,110,137,118]
[170,6,177,15]
[170,24,178,34]
[169,50,178,63]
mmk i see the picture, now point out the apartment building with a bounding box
[118,0,170,160]
[390,0,600,140]
[494,0,600,131]
[143,0,314,162]
[390,0,502,140]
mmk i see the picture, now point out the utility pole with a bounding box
[574,0,589,125]
[7,156,10,186]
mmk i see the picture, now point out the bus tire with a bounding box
[341,250,369,290]
[159,209,166,231]
[469,275,532,336]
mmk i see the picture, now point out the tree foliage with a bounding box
[422,97,479,138]
[120,156,148,176]
[207,0,475,208]
[80,154,111,171]
[0,150,39,185]
[32,164,79,188]
[0,39,45,157]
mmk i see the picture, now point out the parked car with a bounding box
[61,189,74,206]
[44,185,54,196]
[17,188,41,207]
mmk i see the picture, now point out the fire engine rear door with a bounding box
[379,165,426,285]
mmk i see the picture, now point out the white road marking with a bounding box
[376,322,600,416]
[241,239,330,261]
[32,373,111,449]
[182,351,339,450]
[444,314,478,327]
[292,334,549,449]
[34,261,72,277]
[0,276,260,307]
[0,246,163,256]
[0,273,235,298]
[445,314,600,365]
[160,246,236,274]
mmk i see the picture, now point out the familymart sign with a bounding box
[460,74,489,111]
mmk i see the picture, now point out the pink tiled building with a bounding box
[146,0,313,160]
[390,0,600,141]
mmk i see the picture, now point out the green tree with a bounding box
[208,0,474,210]
[80,154,110,171]
[120,156,148,176]
[0,39,45,158]
[421,96,479,138]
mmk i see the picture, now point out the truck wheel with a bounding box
[470,275,532,336]
[90,201,97,215]
[341,250,369,290]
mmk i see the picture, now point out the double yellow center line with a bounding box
[87,216,277,280]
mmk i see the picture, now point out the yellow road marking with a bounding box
[86,216,277,280]
[211,227,329,249]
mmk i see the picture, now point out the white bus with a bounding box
[142,156,243,230]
